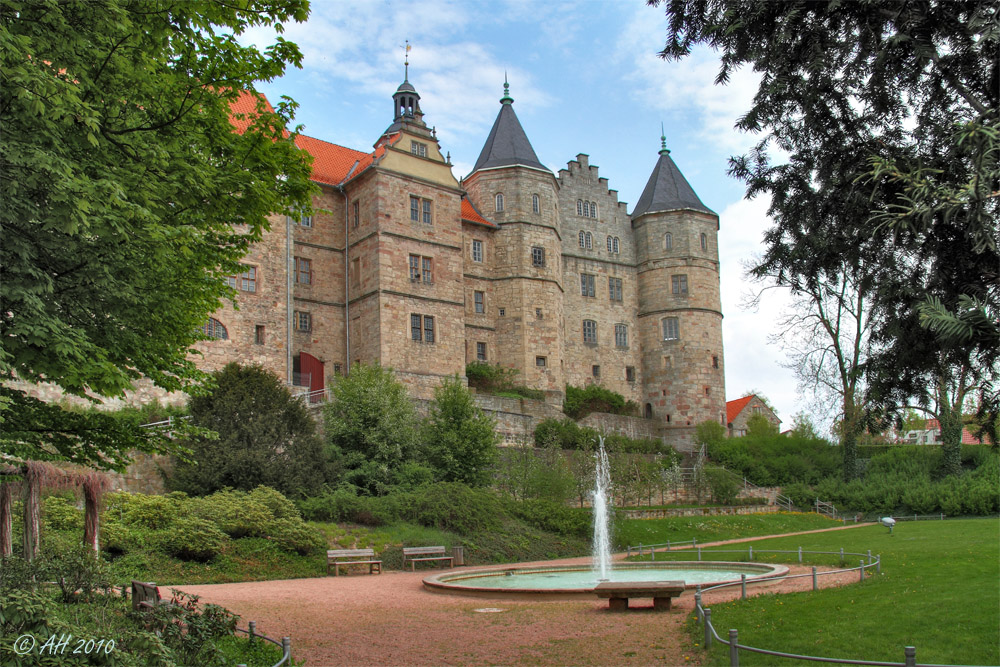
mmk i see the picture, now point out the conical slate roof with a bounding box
[630,147,715,219]
[472,90,548,173]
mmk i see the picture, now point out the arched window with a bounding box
[612,237,620,253]
[607,236,613,252]
[664,232,673,250]
[203,318,228,340]
[590,202,598,219]
[583,201,590,217]
[495,193,504,212]
[585,232,593,249]
[532,194,540,213]
[577,200,583,215]
[579,231,586,248]
[701,232,708,251]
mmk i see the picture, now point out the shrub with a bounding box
[247,486,300,520]
[42,495,83,532]
[265,518,325,555]
[506,498,590,538]
[705,467,740,505]
[161,517,228,561]
[43,543,113,602]
[104,491,181,529]
[563,384,638,419]
[297,487,365,522]
[410,483,503,534]
[420,376,500,487]
[189,489,273,538]
[695,420,727,447]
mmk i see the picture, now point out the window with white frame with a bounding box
[577,199,583,215]
[495,193,504,212]
[474,290,485,313]
[532,194,540,213]
[580,273,596,297]
[615,323,628,348]
[410,141,427,157]
[202,318,228,340]
[585,232,592,249]
[612,237,619,253]
[583,319,597,344]
[294,311,312,332]
[609,277,622,301]
[579,231,586,248]
[294,257,311,285]
[471,239,483,263]
[607,236,613,253]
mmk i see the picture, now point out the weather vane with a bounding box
[401,39,411,80]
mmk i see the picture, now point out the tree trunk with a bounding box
[83,480,101,555]
[22,472,41,561]
[938,382,964,476]
[841,399,862,481]
[0,484,12,557]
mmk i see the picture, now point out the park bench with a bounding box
[594,581,685,611]
[327,548,382,576]
[131,580,176,613]
[402,546,454,571]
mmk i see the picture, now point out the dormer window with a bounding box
[495,193,504,212]
[411,141,427,157]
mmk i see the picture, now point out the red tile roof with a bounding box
[461,197,495,227]
[916,419,992,445]
[228,90,279,136]
[293,134,370,187]
[725,395,755,425]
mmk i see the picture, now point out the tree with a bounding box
[746,414,779,438]
[695,420,726,448]
[652,0,999,470]
[171,364,326,497]
[323,363,419,496]
[0,0,314,468]
[420,376,500,487]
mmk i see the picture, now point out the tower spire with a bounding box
[500,72,513,105]
[660,123,670,155]
[403,39,410,81]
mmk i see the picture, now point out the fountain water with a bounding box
[592,436,612,580]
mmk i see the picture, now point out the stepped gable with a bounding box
[471,81,548,173]
[630,141,714,219]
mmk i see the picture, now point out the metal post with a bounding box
[904,646,916,667]
[729,629,739,667]
[839,547,844,564]
[860,560,865,581]
[812,566,817,591]
[248,621,256,642]
[940,513,943,520]
[867,549,872,564]
[703,609,713,649]
[877,555,881,575]
[667,540,671,551]
[693,538,698,548]
[798,546,802,563]
[627,546,631,557]
[748,546,753,561]
[741,573,746,599]
[639,543,643,557]
[698,547,702,561]
[695,587,702,622]
[651,547,655,561]
[282,637,291,660]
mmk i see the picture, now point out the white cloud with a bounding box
[616,5,761,154]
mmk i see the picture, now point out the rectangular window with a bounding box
[294,311,311,332]
[531,246,545,267]
[626,366,635,382]
[580,273,595,297]
[422,199,433,224]
[422,257,432,284]
[409,255,432,283]
[409,255,420,282]
[225,275,237,289]
[411,313,422,341]
[499,308,506,317]
[672,275,688,295]
[423,315,435,343]
[583,319,598,344]
[411,141,427,157]
[592,365,601,378]
[472,239,483,263]
[294,257,312,285]
[296,208,312,227]
[351,257,360,289]
[353,201,360,228]
[239,266,257,293]
[712,355,719,369]
[410,196,420,221]
[474,291,485,313]
[255,325,265,345]
[615,324,628,348]
[663,317,680,340]
[535,356,547,367]
[609,277,622,302]
[476,342,487,361]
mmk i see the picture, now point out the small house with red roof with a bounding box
[726,395,781,438]
[902,419,992,446]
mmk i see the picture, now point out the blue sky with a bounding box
[243,0,814,430]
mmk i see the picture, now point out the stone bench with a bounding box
[327,548,382,576]
[594,581,685,611]
[402,546,454,571]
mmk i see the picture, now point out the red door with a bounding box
[298,352,324,402]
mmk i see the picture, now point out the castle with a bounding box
[201,71,727,449]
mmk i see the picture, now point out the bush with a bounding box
[247,485,301,520]
[705,467,740,505]
[42,495,83,532]
[410,483,503,534]
[161,517,228,561]
[189,489,273,538]
[420,376,500,487]
[563,384,638,419]
[297,487,366,522]
[506,498,591,538]
[265,518,325,555]
[104,491,181,529]
[43,543,113,602]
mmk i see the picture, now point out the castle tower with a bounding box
[463,81,564,395]
[632,135,726,451]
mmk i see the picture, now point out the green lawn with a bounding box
[680,518,999,666]
[614,511,843,550]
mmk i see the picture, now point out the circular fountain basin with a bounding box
[423,562,788,599]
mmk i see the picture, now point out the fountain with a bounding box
[422,434,787,598]
[592,436,612,580]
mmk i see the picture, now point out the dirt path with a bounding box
[179,525,869,666]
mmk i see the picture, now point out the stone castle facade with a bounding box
[199,73,727,449]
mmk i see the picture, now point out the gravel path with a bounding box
[179,526,868,666]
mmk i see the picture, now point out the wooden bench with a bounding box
[327,548,382,576]
[131,580,175,613]
[594,581,685,611]
[402,546,454,571]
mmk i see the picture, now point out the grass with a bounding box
[613,511,843,550]
[682,518,999,666]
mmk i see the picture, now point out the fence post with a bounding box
[627,546,631,557]
[839,547,844,564]
[248,621,256,643]
[940,513,943,520]
[859,560,865,581]
[867,549,872,564]
[877,555,881,575]
[729,629,740,667]
[904,646,916,667]
[695,587,702,622]
[698,547,702,561]
[748,546,753,561]
[798,546,802,563]
[703,609,713,649]
[667,540,671,551]
[812,566,817,591]
[740,574,746,600]
[693,538,698,549]
[282,637,291,661]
